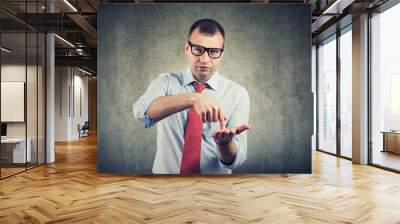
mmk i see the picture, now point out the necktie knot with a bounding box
[193,81,207,93]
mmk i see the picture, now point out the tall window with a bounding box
[390,75,400,130]
[340,28,352,158]
[371,2,400,171]
[0,1,47,179]
[318,36,337,154]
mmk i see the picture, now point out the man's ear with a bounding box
[184,41,189,50]
[184,41,190,55]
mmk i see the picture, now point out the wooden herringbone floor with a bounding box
[1,134,400,224]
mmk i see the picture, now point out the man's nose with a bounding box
[199,52,211,62]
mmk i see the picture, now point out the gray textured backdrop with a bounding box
[97,3,312,174]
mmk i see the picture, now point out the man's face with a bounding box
[184,27,224,82]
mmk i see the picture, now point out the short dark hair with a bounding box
[188,18,225,41]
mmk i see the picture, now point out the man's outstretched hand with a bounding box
[212,120,251,145]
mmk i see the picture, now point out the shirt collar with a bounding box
[182,67,220,91]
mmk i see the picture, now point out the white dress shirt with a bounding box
[133,68,250,174]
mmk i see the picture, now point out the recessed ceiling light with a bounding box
[78,67,93,76]
[1,47,11,53]
[63,0,78,12]
[54,34,75,48]
[322,0,353,15]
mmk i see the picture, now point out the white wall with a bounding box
[1,64,42,137]
[70,71,89,139]
[1,66,26,140]
[1,64,46,163]
[55,66,69,141]
[55,66,89,141]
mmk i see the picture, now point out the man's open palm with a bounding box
[212,120,251,145]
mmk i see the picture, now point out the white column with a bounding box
[352,14,369,164]
[46,0,55,163]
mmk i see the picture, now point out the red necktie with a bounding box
[180,81,208,175]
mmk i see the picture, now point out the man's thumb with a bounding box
[236,124,251,134]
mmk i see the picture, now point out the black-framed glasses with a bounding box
[187,40,224,59]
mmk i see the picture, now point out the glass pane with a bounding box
[340,29,352,158]
[390,75,400,130]
[27,31,38,169]
[371,3,400,171]
[0,1,46,179]
[318,36,337,154]
[1,30,27,178]
[312,45,317,150]
[38,33,45,165]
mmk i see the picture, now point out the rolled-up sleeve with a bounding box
[218,87,250,170]
[132,73,169,128]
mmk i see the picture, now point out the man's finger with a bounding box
[221,128,226,138]
[218,110,225,129]
[224,129,229,136]
[206,111,212,123]
[215,107,220,123]
[202,112,207,123]
[228,129,235,138]
[235,124,251,135]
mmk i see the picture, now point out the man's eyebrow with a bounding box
[192,43,223,50]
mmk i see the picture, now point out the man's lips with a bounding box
[197,66,210,70]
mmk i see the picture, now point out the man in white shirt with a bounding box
[133,18,250,174]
